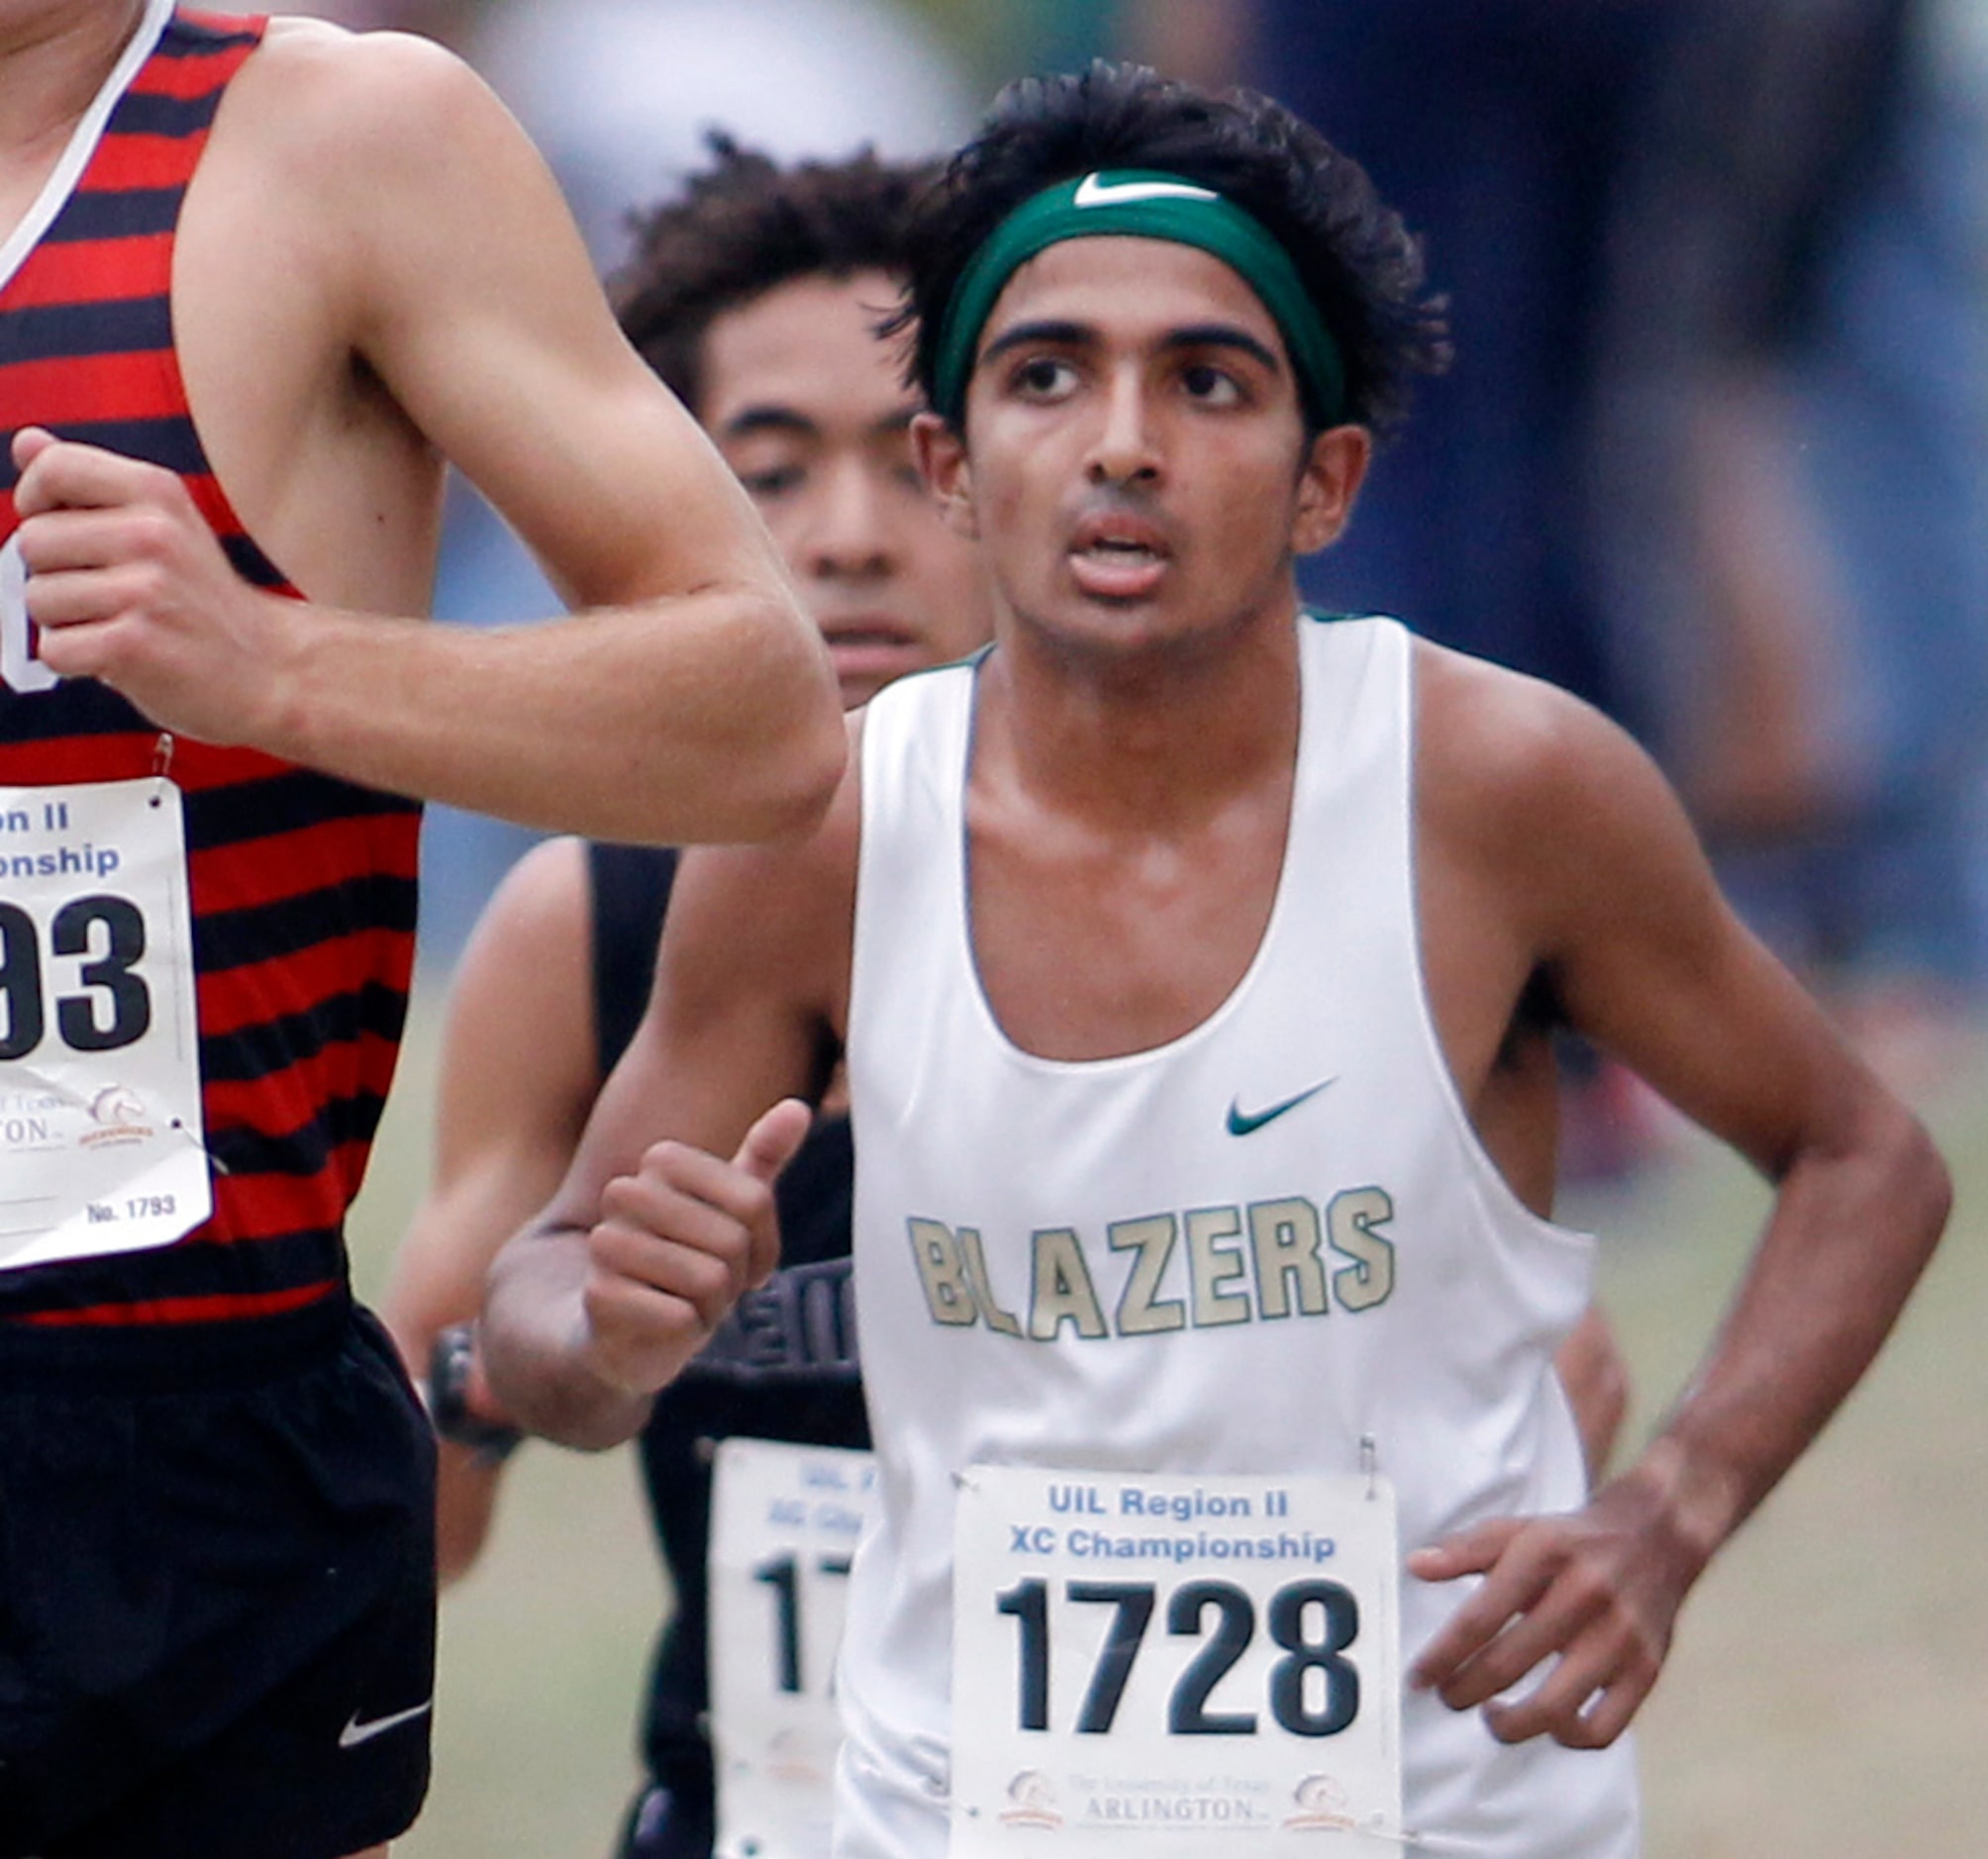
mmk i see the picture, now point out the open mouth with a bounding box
[1072,508,1170,554]
[1068,512,1172,598]
[1079,536,1164,566]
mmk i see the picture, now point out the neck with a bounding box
[976,599,1304,832]
[0,1,146,158]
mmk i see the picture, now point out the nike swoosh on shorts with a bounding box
[339,1699,434,1750]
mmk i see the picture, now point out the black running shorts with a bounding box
[0,1297,437,1859]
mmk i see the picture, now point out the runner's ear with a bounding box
[1291,424,1370,556]
[913,412,978,541]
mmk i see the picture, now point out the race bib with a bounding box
[709,1438,878,1859]
[0,777,212,1268]
[0,533,58,694]
[951,1467,1403,1856]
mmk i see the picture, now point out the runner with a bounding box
[0,9,837,1856]
[483,64,1949,1859]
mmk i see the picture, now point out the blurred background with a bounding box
[247,0,1988,1850]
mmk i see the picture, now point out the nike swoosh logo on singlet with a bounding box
[1226,1077,1339,1136]
[1073,172,1220,209]
[338,1699,433,1750]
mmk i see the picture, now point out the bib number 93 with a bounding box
[0,895,151,1060]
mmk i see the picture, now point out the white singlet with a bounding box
[839,614,1640,1858]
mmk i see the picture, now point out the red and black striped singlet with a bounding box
[0,9,422,1330]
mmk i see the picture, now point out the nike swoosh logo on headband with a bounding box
[1073,173,1221,209]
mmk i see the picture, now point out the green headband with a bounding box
[931,168,1346,429]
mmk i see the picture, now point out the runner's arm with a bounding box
[14,27,841,845]
[1408,674,1949,1747]
[483,759,857,1447]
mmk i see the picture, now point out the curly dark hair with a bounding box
[895,62,1451,436]
[611,135,943,418]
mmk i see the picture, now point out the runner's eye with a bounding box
[1181,363,1242,406]
[739,464,805,499]
[1010,356,1077,399]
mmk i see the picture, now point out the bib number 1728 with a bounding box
[950,1467,1403,1855]
[996,1574,1360,1738]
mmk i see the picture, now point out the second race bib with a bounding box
[710,1437,878,1859]
[951,1466,1403,1856]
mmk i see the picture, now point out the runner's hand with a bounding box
[11,427,293,741]
[1405,1472,1708,1749]
[579,1099,812,1396]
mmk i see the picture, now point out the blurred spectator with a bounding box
[1592,0,1988,1063]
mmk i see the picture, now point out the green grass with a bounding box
[347,989,1988,1856]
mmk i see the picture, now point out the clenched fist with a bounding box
[11,427,296,740]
